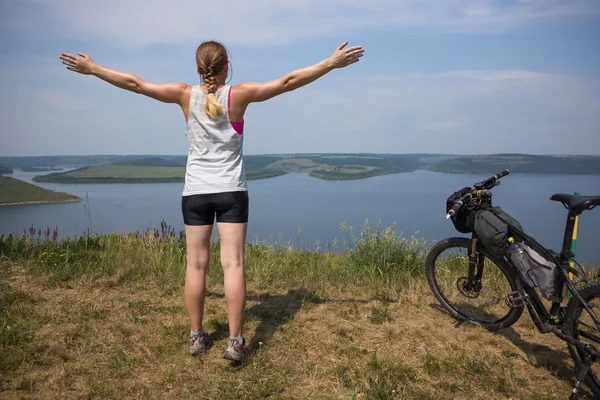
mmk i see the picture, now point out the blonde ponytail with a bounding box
[203,71,225,120]
[204,93,224,120]
[196,41,229,120]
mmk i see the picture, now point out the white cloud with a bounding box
[1,61,599,156]
[31,91,94,111]
[243,70,600,155]
[4,0,600,47]
[419,117,474,133]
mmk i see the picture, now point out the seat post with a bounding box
[560,212,578,261]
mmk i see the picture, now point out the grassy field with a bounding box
[32,166,186,184]
[245,170,288,180]
[0,176,80,205]
[1,221,597,399]
[57,166,185,179]
[265,158,319,172]
[338,165,378,174]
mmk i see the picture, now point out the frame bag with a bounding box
[523,244,559,302]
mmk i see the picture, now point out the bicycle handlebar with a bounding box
[446,198,466,219]
[495,169,510,179]
[445,169,510,220]
[473,169,510,190]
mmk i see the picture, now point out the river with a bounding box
[1,170,599,264]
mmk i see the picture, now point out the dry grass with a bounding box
[1,261,593,400]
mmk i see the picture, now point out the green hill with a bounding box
[31,154,413,183]
[24,153,600,184]
[0,155,181,170]
[0,176,81,205]
[31,157,187,184]
[112,157,178,167]
[430,154,600,175]
[32,166,186,184]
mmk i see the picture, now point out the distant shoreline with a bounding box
[30,169,600,185]
[0,197,82,207]
[3,153,597,184]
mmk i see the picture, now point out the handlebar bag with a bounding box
[446,187,477,233]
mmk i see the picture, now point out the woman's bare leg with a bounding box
[216,222,247,338]
[184,224,213,333]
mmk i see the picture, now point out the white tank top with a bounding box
[182,85,247,196]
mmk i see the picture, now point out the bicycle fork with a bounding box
[465,238,478,291]
[464,238,484,293]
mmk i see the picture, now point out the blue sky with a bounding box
[1,0,599,157]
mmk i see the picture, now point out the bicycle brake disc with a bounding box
[456,277,481,298]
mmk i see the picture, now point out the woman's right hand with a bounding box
[329,42,364,69]
[231,41,365,107]
[60,52,97,75]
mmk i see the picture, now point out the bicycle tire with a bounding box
[426,237,524,331]
[563,281,600,398]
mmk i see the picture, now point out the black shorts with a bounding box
[182,190,249,225]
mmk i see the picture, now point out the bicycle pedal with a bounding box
[505,291,526,308]
[569,357,592,399]
[569,381,581,400]
[553,306,568,324]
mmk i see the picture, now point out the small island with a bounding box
[0,176,82,206]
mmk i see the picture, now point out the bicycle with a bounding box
[425,169,600,399]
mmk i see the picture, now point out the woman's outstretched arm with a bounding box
[59,52,189,105]
[234,41,364,105]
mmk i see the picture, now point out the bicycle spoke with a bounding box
[578,328,600,345]
[434,246,514,324]
[566,290,600,395]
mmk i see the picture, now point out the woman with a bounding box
[59,40,364,362]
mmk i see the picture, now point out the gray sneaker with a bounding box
[189,332,210,355]
[222,339,247,362]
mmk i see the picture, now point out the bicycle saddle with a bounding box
[550,193,600,215]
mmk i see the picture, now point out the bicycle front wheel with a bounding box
[426,237,523,331]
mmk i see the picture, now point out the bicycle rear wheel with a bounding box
[426,237,523,331]
[563,282,600,398]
